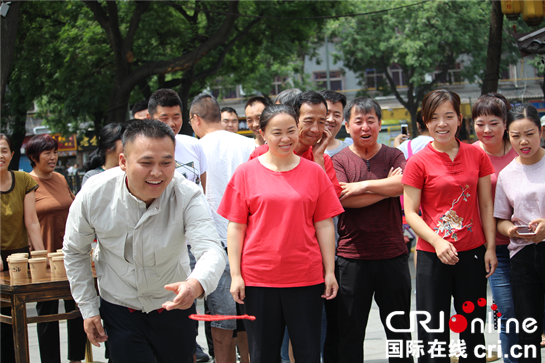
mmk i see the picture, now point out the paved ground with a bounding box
[24,255,545,362]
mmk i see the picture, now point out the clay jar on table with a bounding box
[29,257,47,280]
[30,250,48,259]
[8,258,28,280]
[6,255,25,279]
[51,256,66,278]
[47,252,63,269]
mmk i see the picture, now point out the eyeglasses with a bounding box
[189,114,199,125]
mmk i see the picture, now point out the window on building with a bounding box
[390,63,407,87]
[500,68,510,80]
[365,69,384,89]
[434,63,463,84]
[314,70,343,91]
[271,76,288,96]
[210,79,238,99]
[223,86,238,99]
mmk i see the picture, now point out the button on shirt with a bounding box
[63,167,226,320]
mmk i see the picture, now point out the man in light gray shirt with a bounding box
[63,119,226,363]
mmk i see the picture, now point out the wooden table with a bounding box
[0,268,96,363]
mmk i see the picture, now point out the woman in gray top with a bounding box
[495,104,545,360]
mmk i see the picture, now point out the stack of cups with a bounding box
[47,252,64,276]
[51,256,66,278]
[29,258,47,280]
[7,256,29,281]
[30,250,48,259]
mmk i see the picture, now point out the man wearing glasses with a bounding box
[220,107,240,133]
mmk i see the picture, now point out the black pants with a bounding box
[1,306,15,363]
[416,246,487,363]
[244,284,323,363]
[323,293,339,363]
[511,243,545,363]
[337,255,413,363]
[99,298,196,363]
[36,299,87,363]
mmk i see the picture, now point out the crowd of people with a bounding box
[0,86,544,363]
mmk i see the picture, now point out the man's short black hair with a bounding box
[344,97,382,123]
[245,96,272,110]
[190,93,221,123]
[221,107,238,117]
[122,119,175,149]
[131,100,148,115]
[293,91,328,115]
[148,89,183,118]
[318,90,347,109]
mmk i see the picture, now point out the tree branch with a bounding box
[118,0,241,95]
[106,1,119,32]
[1,0,21,106]
[165,1,194,24]
[83,1,109,31]
[83,1,123,59]
[192,0,201,23]
[380,59,410,111]
[194,15,262,81]
[124,1,151,53]
[162,14,261,89]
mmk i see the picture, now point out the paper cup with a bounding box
[9,258,28,280]
[29,258,47,280]
[11,253,29,259]
[56,249,64,253]
[30,250,48,259]
[47,252,64,268]
[51,256,66,278]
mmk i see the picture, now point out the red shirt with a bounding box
[471,142,518,246]
[402,141,494,252]
[332,145,407,260]
[217,158,344,288]
[249,144,342,198]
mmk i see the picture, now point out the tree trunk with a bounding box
[93,112,104,134]
[481,0,503,95]
[408,104,419,138]
[179,74,195,136]
[106,89,130,124]
[8,115,27,171]
[0,1,21,107]
[541,73,545,101]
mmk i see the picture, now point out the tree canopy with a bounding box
[328,0,520,135]
[3,1,343,144]
[2,1,344,168]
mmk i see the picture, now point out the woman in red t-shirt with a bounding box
[402,89,497,362]
[218,104,343,363]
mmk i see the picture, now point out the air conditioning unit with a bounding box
[33,126,51,135]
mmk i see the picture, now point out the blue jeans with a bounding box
[489,245,518,363]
